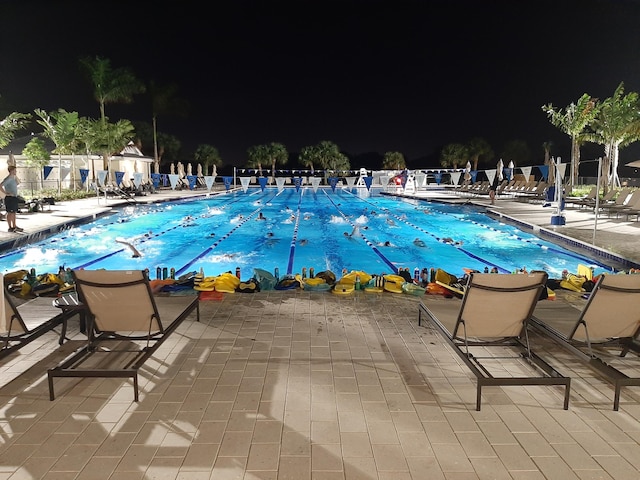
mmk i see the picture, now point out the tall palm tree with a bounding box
[148,81,189,174]
[467,137,494,171]
[0,111,30,149]
[35,109,79,193]
[194,144,223,176]
[542,94,599,191]
[266,143,288,183]
[247,144,268,177]
[382,151,405,170]
[79,56,146,121]
[440,143,468,169]
[542,141,554,183]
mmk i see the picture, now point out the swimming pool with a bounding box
[0,187,620,280]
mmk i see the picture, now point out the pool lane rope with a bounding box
[322,189,398,273]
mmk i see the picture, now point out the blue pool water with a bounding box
[0,188,618,280]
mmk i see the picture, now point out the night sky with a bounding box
[2,0,640,171]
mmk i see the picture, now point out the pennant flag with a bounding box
[556,162,567,180]
[115,171,125,186]
[133,172,143,188]
[60,167,71,181]
[403,175,415,194]
[504,168,513,181]
[471,171,478,183]
[363,176,373,190]
[187,175,197,189]
[240,176,251,192]
[223,176,233,190]
[43,165,54,180]
[414,173,426,187]
[275,177,286,192]
[79,169,89,185]
[168,174,180,189]
[258,177,268,191]
[328,177,339,192]
[450,171,461,185]
[293,177,303,192]
[345,176,357,188]
[311,177,321,193]
[97,170,108,187]
[485,169,496,185]
[521,165,533,180]
[204,175,215,191]
[151,173,161,189]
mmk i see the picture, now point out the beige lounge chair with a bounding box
[418,271,570,410]
[531,274,640,410]
[1,274,76,359]
[47,269,200,401]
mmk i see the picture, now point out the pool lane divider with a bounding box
[341,189,509,273]
[175,190,283,276]
[285,188,305,276]
[322,189,398,273]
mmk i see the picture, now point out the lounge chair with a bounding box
[1,274,77,360]
[418,271,571,410]
[47,269,200,401]
[601,189,639,217]
[530,274,640,410]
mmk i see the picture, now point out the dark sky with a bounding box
[2,0,640,169]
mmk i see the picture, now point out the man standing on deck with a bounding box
[0,165,23,232]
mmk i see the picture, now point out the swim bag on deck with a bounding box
[254,268,277,291]
[274,275,300,290]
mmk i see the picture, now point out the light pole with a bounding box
[592,157,602,245]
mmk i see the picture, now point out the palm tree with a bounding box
[194,144,223,176]
[542,93,599,191]
[148,81,189,174]
[266,142,288,183]
[35,109,79,193]
[542,141,554,183]
[247,144,269,177]
[440,143,468,169]
[582,82,640,192]
[299,145,320,174]
[467,137,494,170]
[0,111,31,149]
[382,151,405,170]
[79,56,146,121]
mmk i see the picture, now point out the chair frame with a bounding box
[530,274,640,410]
[47,270,200,401]
[419,272,571,411]
[1,283,76,360]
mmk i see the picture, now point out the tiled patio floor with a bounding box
[2,289,640,479]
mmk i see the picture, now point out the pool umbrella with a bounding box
[197,163,203,177]
[464,161,472,184]
[170,163,175,175]
[497,159,504,181]
[507,160,514,180]
[187,163,193,176]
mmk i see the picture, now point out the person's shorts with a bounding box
[4,196,18,213]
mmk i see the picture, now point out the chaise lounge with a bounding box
[418,271,571,410]
[530,273,640,410]
[1,273,77,360]
[47,269,199,401]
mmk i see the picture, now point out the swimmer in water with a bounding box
[257,212,266,220]
[386,218,396,226]
[413,238,426,247]
[344,225,360,237]
[115,239,142,258]
[442,237,463,246]
[299,239,308,246]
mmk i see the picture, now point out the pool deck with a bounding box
[1,186,640,479]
